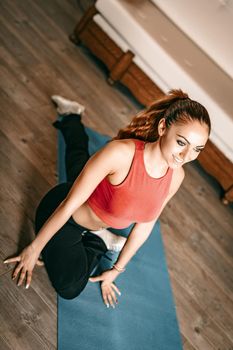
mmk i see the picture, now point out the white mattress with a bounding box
[96,0,233,162]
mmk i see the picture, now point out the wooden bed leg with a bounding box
[108,50,134,84]
[222,185,233,205]
[107,77,115,85]
[69,5,98,45]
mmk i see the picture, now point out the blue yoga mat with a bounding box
[57,126,183,350]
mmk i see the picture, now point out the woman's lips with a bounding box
[172,155,183,164]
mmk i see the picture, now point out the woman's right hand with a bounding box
[89,269,121,308]
[3,244,44,289]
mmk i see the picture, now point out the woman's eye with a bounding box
[177,140,185,146]
[194,148,202,153]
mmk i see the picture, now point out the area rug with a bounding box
[57,125,183,350]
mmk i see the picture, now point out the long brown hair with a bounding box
[113,89,211,142]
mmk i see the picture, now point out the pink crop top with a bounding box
[87,139,173,229]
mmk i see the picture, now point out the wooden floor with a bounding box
[0,1,233,349]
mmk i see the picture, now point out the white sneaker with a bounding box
[90,229,127,252]
[51,95,85,116]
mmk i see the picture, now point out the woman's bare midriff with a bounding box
[72,201,109,231]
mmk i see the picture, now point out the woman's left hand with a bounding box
[89,269,121,309]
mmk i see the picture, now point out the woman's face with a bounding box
[159,119,209,169]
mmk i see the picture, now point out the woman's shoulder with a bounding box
[106,138,137,156]
[104,138,138,168]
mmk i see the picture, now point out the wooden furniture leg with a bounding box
[108,51,135,84]
[222,185,233,205]
[70,5,98,45]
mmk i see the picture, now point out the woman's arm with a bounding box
[115,167,185,271]
[112,220,158,272]
[32,140,122,252]
[89,219,158,308]
[4,140,125,287]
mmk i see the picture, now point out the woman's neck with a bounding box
[144,141,169,178]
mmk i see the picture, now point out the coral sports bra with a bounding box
[87,139,173,229]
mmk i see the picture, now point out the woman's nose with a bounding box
[179,148,189,161]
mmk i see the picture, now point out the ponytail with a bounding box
[113,89,210,142]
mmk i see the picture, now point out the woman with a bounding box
[4,89,211,309]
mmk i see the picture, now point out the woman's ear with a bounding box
[158,118,167,137]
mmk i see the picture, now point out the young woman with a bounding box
[4,89,211,309]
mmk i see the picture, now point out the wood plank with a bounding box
[0,45,49,107]
[0,8,40,67]
[0,64,38,111]
[161,185,233,296]
[183,340,196,350]
[0,94,57,186]
[163,225,233,341]
[172,277,233,350]
[0,272,56,350]
[52,0,81,22]
[0,336,12,350]
[184,162,233,234]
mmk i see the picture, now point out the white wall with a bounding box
[151,0,233,80]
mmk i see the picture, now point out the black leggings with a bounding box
[34,115,107,300]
